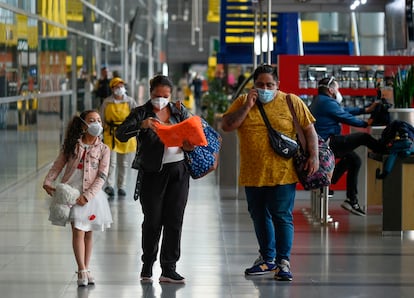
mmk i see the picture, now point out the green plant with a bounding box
[393,65,414,108]
[201,78,230,125]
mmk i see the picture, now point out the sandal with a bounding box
[77,270,88,287]
[87,269,95,285]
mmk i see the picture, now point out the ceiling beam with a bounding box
[271,2,387,13]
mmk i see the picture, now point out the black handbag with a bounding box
[256,100,298,159]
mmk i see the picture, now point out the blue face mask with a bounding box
[257,88,275,104]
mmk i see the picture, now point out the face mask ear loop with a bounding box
[80,117,89,127]
[78,117,88,135]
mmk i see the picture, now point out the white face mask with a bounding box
[151,97,169,110]
[335,90,343,104]
[114,86,126,97]
[87,122,103,137]
[81,118,103,137]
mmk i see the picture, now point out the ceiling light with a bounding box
[341,66,360,71]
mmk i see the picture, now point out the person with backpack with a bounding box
[310,77,386,216]
[115,75,194,284]
[222,64,319,281]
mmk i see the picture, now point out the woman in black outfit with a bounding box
[116,75,194,284]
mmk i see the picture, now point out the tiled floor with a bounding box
[2,161,414,298]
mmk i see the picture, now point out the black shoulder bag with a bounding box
[256,100,298,159]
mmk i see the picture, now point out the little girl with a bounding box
[43,110,113,287]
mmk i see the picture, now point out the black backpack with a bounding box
[369,98,392,126]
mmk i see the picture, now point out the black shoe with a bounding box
[118,189,126,196]
[140,272,152,282]
[140,264,153,282]
[104,186,114,196]
[159,271,185,284]
[341,199,366,216]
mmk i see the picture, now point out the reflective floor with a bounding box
[2,163,414,298]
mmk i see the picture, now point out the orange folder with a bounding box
[154,115,208,147]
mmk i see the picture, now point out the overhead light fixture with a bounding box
[254,32,274,56]
[350,0,367,10]
[308,67,327,71]
[341,66,360,71]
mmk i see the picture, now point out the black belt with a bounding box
[108,122,121,148]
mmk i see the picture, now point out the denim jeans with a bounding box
[245,184,296,264]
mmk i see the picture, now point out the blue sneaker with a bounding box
[252,255,264,266]
[244,261,276,275]
[274,259,293,281]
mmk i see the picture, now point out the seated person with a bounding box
[309,77,386,216]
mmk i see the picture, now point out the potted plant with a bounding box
[389,65,414,125]
[201,77,230,126]
[393,66,414,108]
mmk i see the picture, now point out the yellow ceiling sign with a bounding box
[225,36,276,44]
[301,20,319,42]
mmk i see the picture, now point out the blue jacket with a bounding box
[309,94,368,141]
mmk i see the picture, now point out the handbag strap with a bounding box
[256,100,275,133]
[286,94,307,151]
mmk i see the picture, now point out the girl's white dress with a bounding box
[65,167,113,232]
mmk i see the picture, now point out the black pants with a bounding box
[330,132,385,203]
[139,160,190,272]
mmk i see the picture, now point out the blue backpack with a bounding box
[376,120,414,179]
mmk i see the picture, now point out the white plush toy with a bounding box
[49,183,80,226]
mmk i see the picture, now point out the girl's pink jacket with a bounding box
[43,138,110,201]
